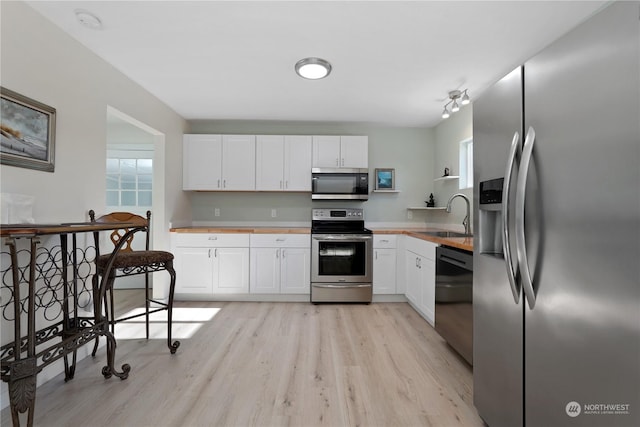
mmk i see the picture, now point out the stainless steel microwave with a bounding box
[311,168,369,200]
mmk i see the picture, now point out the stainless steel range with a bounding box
[310,208,372,303]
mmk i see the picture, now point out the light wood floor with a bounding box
[2,290,484,427]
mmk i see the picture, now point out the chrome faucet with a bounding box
[446,193,472,235]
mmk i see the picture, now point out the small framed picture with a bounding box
[375,168,395,190]
[1,87,56,172]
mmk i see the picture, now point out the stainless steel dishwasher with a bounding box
[435,245,473,365]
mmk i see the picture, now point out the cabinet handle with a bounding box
[276,249,280,259]
[208,249,212,258]
[285,180,288,189]
[380,239,389,243]
[375,250,378,260]
[341,158,345,167]
[280,180,283,189]
[415,257,419,268]
[282,249,285,258]
[335,158,339,166]
[223,180,226,188]
[276,238,286,242]
[208,236,218,240]
[217,179,220,188]
[214,248,218,257]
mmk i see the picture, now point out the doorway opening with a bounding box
[106,106,166,289]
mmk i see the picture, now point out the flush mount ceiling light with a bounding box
[75,9,102,30]
[295,57,332,80]
[442,89,471,119]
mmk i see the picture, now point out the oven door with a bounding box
[311,234,373,283]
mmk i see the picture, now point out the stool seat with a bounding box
[96,250,174,270]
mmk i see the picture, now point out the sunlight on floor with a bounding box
[112,306,221,340]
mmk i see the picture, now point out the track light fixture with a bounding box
[442,89,470,119]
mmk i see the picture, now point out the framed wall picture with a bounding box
[1,87,56,172]
[375,168,395,190]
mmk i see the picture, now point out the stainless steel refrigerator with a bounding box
[472,2,639,427]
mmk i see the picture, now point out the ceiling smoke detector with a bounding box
[75,9,102,30]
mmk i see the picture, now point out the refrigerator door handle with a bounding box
[515,126,537,309]
[502,131,521,303]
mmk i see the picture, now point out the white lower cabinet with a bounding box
[172,234,250,295]
[404,237,437,325]
[373,235,398,294]
[250,234,310,294]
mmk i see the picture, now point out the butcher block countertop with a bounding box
[371,227,473,252]
[170,226,473,252]
[170,227,310,234]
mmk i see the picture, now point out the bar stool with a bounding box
[89,210,179,354]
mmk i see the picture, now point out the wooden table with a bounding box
[0,222,144,427]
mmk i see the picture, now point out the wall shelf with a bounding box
[434,175,460,182]
[407,207,447,210]
[373,190,400,193]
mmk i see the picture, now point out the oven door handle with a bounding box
[312,235,372,241]
[312,284,372,288]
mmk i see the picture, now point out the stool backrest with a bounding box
[89,210,151,254]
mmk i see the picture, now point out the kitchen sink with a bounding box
[418,231,473,238]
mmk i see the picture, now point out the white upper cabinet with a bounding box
[183,134,222,190]
[221,135,256,191]
[339,136,368,168]
[284,135,312,191]
[312,135,368,168]
[256,135,312,191]
[256,135,285,191]
[183,134,255,191]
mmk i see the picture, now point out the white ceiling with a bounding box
[26,1,608,128]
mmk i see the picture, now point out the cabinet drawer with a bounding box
[404,236,436,260]
[250,234,310,248]
[373,235,397,248]
[173,233,250,248]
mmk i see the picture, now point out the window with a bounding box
[106,157,153,208]
[459,138,473,189]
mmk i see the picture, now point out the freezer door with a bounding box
[523,3,640,426]
[472,66,524,427]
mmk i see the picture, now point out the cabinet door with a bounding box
[405,250,421,305]
[250,247,280,293]
[174,247,214,294]
[312,135,341,167]
[256,135,285,191]
[373,248,396,294]
[340,136,368,168]
[420,257,435,325]
[213,247,249,294]
[183,134,222,190]
[222,135,256,190]
[281,247,310,294]
[284,135,312,191]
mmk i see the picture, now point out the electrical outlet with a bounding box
[407,210,413,219]
[214,208,220,217]
[271,209,277,218]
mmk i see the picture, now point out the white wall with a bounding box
[431,105,473,230]
[0,1,190,229]
[0,0,189,409]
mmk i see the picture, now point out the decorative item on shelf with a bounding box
[374,168,395,190]
[441,89,471,119]
[443,167,450,177]
[426,193,436,207]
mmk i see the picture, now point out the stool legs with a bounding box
[166,261,180,354]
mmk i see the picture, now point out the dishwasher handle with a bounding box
[437,246,473,271]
